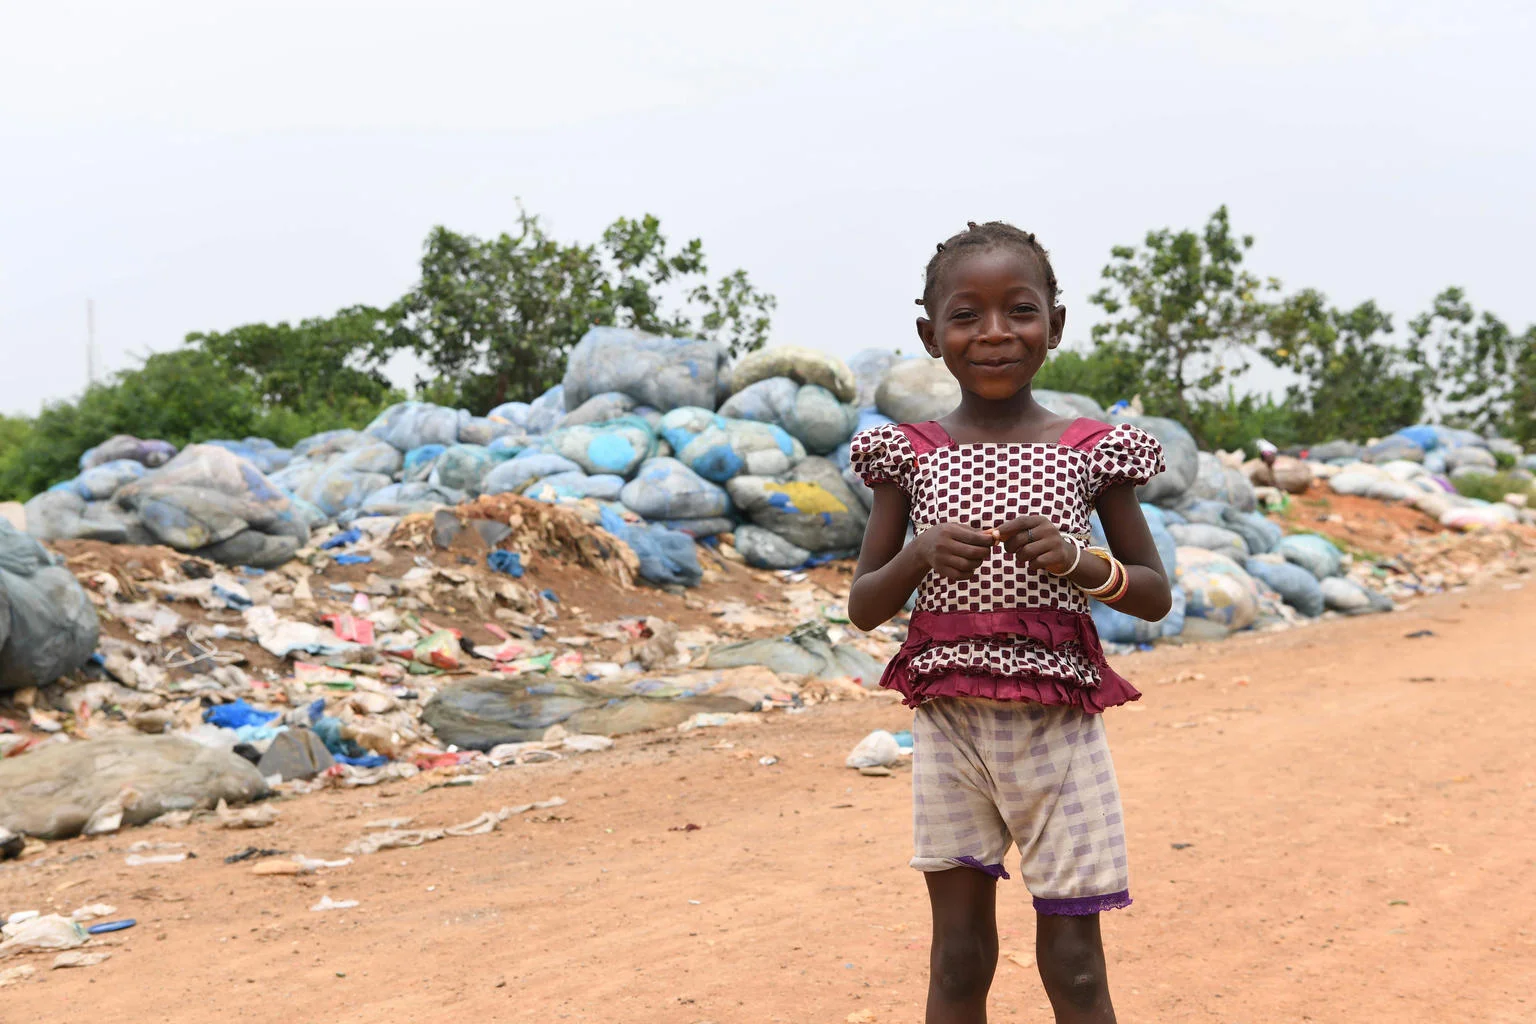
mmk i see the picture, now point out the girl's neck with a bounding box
[942,385,1066,443]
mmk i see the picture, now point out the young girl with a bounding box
[847,222,1172,1024]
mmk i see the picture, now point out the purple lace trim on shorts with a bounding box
[952,856,1011,880]
[1032,890,1133,916]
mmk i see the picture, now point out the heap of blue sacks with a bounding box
[30,326,1499,643]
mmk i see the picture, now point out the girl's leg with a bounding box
[1035,913,1115,1023]
[925,868,999,1024]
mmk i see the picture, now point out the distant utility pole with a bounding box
[86,299,96,386]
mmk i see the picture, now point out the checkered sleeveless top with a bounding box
[849,417,1164,712]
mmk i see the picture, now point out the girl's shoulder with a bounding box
[847,421,922,488]
[1079,420,1167,492]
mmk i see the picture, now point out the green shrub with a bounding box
[1450,471,1534,503]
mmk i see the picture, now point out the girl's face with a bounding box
[917,246,1065,402]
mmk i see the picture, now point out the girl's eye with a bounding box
[1012,305,1038,316]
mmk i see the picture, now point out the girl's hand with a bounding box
[996,514,1076,575]
[915,523,995,581]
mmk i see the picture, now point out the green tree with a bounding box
[187,305,394,413]
[1409,287,1536,440]
[1264,289,1428,441]
[1089,206,1277,425]
[1034,340,1146,409]
[0,348,394,500]
[387,209,776,410]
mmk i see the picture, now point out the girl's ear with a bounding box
[1048,305,1067,350]
[917,317,940,357]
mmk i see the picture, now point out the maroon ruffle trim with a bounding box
[878,608,1142,713]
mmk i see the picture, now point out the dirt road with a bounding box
[3,576,1533,1023]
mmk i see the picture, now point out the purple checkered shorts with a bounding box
[910,697,1132,915]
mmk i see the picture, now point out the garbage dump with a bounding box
[18,331,1535,624]
[1,335,1533,855]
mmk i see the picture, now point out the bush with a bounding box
[1451,471,1534,504]
[0,350,397,501]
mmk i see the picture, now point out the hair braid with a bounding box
[918,221,1059,313]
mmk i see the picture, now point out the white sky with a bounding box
[3,0,1533,416]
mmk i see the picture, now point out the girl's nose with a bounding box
[978,309,1010,341]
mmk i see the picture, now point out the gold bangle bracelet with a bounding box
[1079,553,1122,598]
[1102,561,1133,604]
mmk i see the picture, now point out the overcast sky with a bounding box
[3,1,1532,417]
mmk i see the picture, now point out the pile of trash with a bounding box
[0,491,896,844]
[13,328,1535,654]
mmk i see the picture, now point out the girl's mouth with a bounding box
[970,358,1021,370]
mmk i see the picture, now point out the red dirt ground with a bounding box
[3,574,1533,1022]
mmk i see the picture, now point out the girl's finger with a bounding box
[995,513,1051,541]
[1012,538,1065,565]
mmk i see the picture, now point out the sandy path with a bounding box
[2,575,1533,1023]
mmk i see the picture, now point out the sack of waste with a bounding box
[0,734,268,839]
[547,415,657,478]
[1091,583,1186,643]
[422,676,750,749]
[292,429,370,459]
[847,348,900,409]
[0,521,100,691]
[659,408,806,483]
[525,385,567,435]
[1034,389,1107,421]
[1109,414,1199,506]
[456,415,524,447]
[557,391,639,429]
[113,445,311,567]
[720,378,859,455]
[1444,446,1498,473]
[1319,576,1392,614]
[402,444,448,483]
[524,472,625,503]
[366,402,471,452]
[1167,523,1249,565]
[1177,560,1260,631]
[732,523,814,570]
[23,490,149,545]
[1327,468,1418,502]
[357,482,466,517]
[620,458,732,521]
[846,730,902,769]
[728,345,857,404]
[72,459,147,501]
[1308,440,1362,463]
[429,444,496,495]
[704,622,884,683]
[80,434,177,471]
[487,401,532,431]
[1363,435,1425,464]
[1277,533,1343,579]
[1244,556,1325,617]
[727,457,869,553]
[483,453,585,495]
[563,326,729,414]
[655,516,734,539]
[1222,508,1282,555]
[597,507,702,587]
[204,438,293,476]
[876,358,961,424]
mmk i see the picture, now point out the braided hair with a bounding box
[918,221,1059,314]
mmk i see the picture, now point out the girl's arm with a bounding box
[847,482,993,631]
[1091,483,1173,621]
[999,484,1173,622]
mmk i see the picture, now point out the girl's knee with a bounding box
[932,932,997,1002]
[1038,923,1107,1010]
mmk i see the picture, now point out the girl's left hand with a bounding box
[994,514,1076,575]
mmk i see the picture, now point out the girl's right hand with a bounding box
[915,523,995,580]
